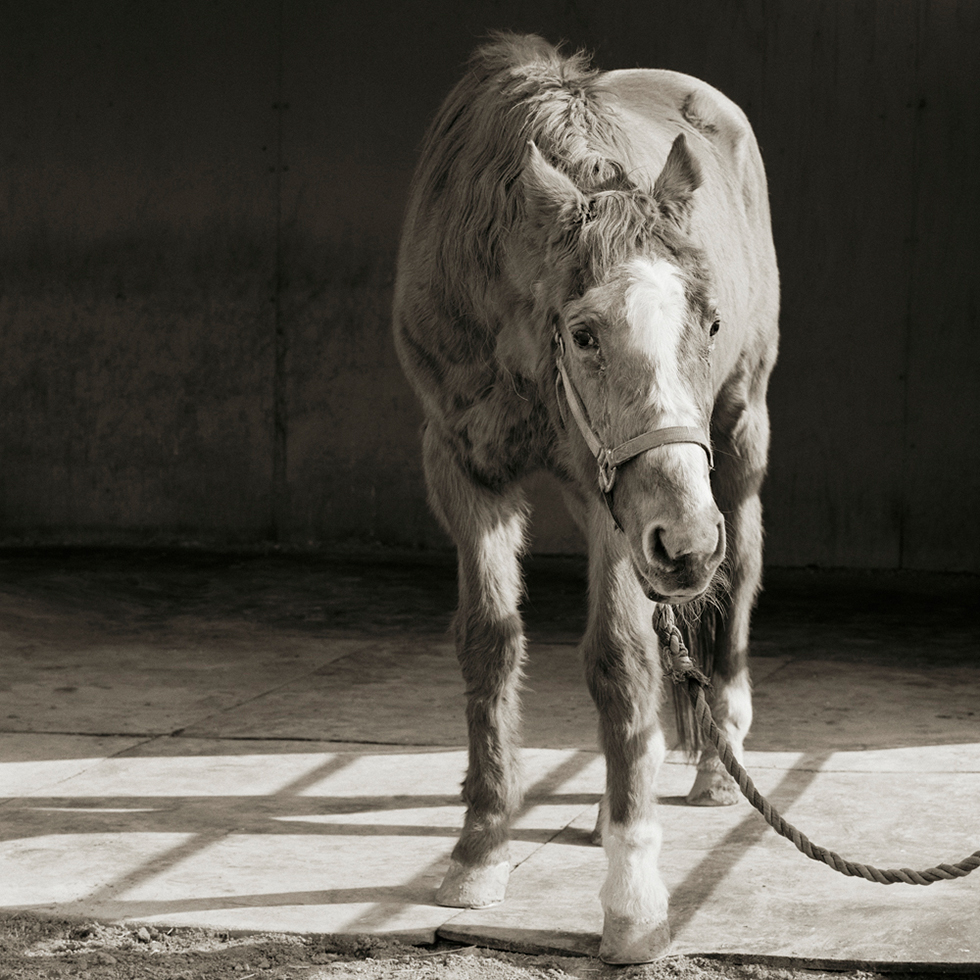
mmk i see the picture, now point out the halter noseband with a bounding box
[554,330,713,529]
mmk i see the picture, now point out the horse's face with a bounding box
[557,256,723,602]
[525,136,724,603]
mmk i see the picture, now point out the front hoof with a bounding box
[435,858,510,909]
[686,767,740,806]
[599,913,671,964]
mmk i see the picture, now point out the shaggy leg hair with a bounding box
[423,425,530,907]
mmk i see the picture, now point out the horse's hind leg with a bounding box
[422,426,528,908]
[687,397,768,806]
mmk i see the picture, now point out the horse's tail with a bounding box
[669,601,721,758]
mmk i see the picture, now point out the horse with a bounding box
[393,33,779,963]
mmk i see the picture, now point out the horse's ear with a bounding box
[523,141,589,226]
[652,134,702,229]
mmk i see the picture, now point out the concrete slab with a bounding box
[184,642,601,749]
[1,553,979,968]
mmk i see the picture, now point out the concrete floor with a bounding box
[1,550,978,970]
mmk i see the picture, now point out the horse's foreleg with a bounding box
[423,427,528,908]
[685,491,759,804]
[687,402,767,806]
[584,512,671,964]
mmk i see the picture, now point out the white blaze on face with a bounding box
[623,256,699,427]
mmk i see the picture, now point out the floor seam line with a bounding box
[509,802,598,874]
[167,652,371,736]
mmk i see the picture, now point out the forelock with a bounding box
[565,194,711,301]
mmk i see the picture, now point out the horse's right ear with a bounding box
[652,134,702,229]
[523,142,589,226]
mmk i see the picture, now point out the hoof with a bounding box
[599,913,671,964]
[686,767,740,806]
[435,858,510,909]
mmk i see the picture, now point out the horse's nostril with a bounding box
[648,526,673,566]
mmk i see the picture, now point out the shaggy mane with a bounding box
[409,33,690,312]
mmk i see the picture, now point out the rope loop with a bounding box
[653,604,980,887]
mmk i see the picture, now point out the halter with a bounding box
[554,330,713,530]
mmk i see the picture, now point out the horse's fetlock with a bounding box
[453,827,511,867]
[459,784,522,822]
[600,815,667,922]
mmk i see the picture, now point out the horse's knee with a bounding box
[727,493,764,571]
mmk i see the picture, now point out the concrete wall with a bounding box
[1,1,977,570]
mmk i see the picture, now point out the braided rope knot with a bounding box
[652,602,980,887]
[654,605,710,687]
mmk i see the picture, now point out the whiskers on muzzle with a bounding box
[671,557,730,628]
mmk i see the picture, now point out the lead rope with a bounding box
[654,604,980,885]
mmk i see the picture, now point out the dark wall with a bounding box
[1,1,977,570]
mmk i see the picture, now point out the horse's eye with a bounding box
[572,328,598,350]
[709,317,721,337]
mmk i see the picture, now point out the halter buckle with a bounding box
[597,451,617,494]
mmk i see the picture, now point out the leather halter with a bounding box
[554,330,713,529]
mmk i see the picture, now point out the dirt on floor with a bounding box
[0,916,973,980]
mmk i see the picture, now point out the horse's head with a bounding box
[525,135,724,603]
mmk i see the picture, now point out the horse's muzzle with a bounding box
[636,512,726,603]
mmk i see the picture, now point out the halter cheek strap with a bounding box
[554,331,713,527]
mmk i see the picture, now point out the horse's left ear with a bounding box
[653,134,702,229]
[523,141,590,229]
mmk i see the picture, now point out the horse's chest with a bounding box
[445,375,551,486]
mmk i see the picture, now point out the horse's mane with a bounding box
[409,33,672,311]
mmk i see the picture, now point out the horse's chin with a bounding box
[633,564,711,607]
